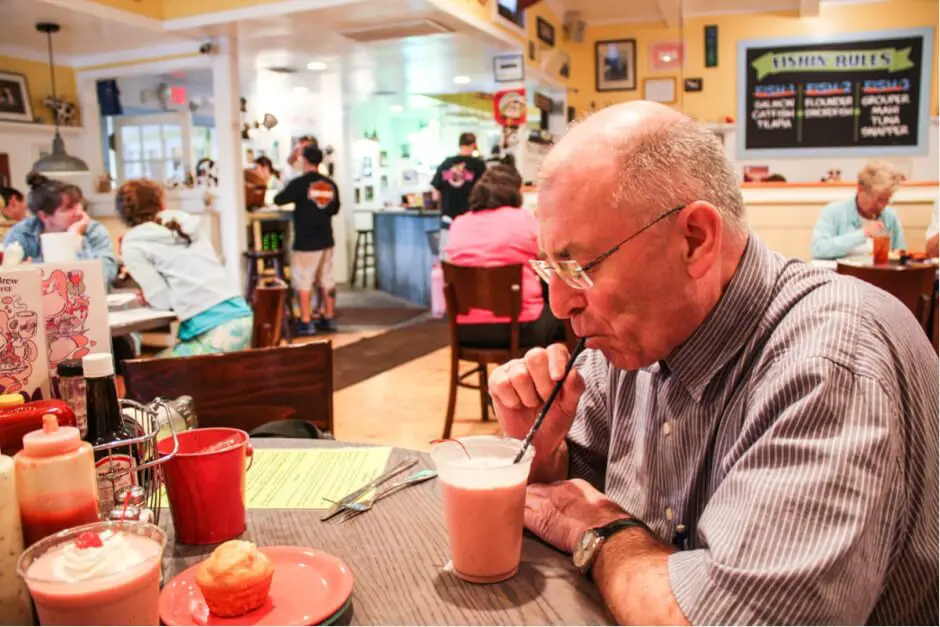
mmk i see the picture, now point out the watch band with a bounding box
[597,517,652,540]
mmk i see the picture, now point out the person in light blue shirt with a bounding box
[811,160,907,259]
[4,173,119,286]
[116,179,253,357]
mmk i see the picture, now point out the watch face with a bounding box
[573,529,602,571]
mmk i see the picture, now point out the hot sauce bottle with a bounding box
[14,414,99,547]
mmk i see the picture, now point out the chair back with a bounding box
[122,341,333,434]
[836,263,937,329]
[251,277,287,348]
[441,262,523,357]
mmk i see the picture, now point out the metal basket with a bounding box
[92,398,180,523]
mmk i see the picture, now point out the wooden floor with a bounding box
[296,328,500,451]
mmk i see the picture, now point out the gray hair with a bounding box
[857,159,902,195]
[613,116,746,231]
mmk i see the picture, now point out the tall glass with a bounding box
[873,232,891,264]
[431,436,534,584]
[18,520,166,626]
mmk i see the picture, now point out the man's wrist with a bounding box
[592,519,654,582]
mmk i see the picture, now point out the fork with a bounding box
[331,469,438,521]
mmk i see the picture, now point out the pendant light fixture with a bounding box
[30,22,89,174]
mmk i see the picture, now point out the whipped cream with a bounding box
[51,531,144,583]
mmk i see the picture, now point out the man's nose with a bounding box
[548,274,585,320]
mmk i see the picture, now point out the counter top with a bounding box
[372,209,441,217]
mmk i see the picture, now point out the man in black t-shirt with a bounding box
[431,132,487,257]
[273,145,341,336]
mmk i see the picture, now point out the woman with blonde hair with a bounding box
[116,179,252,356]
[811,159,907,259]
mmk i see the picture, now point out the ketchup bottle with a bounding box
[14,414,99,547]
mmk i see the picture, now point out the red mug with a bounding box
[156,428,254,545]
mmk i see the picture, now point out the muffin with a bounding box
[195,540,274,617]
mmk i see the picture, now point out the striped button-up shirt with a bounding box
[569,234,938,625]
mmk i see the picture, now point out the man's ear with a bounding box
[675,202,722,280]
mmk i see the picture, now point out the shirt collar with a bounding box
[661,233,780,403]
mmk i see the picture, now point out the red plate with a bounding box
[159,546,354,626]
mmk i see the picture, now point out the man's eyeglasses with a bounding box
[529,204,686,289]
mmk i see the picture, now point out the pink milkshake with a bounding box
[431,436,534,584]
[18,520,166,626]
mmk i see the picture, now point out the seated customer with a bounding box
[443,164,565,348]
[811,160,906,259]
[116,179,253,357]
[0,186,27,242]
[5,173,118,285]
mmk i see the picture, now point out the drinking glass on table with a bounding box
[430,435,534,584]
[872,231,891,264]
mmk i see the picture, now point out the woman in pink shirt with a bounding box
[443,164,565,348]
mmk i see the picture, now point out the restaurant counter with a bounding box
[372,209,440,307]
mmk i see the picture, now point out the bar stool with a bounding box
[349,229,376,289]
[243,250,293,344]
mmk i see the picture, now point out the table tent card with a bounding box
[37,260,110,373]
[0,267,51,400]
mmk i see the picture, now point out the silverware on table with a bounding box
[320,456,419,521]
[336,469,438,521]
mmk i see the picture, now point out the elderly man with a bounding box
[490,102,938,625]
[811,160,907,259]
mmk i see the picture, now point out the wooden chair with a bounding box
[836,263,937,338]
[122,341,334,435]
[251,278,289,348]
[441,262,523,439]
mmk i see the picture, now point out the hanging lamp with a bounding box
[30,22,89,174]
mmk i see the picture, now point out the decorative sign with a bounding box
[650,42,683,71]
[537,17,555,47]
[493,88,527,127]
[684,78,703,92]
[493,54,525,83]
[705,25,718,68]
[738,27,933,158]
[644,78,677,104]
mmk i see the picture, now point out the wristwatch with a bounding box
[573,518,652,577]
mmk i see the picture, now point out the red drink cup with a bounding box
[156,428,253,545]
[873,233,891,264]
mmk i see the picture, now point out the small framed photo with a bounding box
[536,17,555,47]
[684,78,703,92]
[644,77,677,103]
[528,40,536,62]
[0,72,34,123]
[595,39,636,92]
[379,151,388,167]
[364,185,374,202]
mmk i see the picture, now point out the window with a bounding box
[496,0,525,30]
[113,112,193,185]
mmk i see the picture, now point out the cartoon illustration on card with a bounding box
[38,260,109,373]
[0,268,51,400]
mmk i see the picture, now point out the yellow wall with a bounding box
[89,0,164,19]
[523,1,570,87]
[0,56,80,126]
[566,0,938,123]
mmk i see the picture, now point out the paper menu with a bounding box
[245,447,394,509]
[37,260,110,373]
[0,267,51,400]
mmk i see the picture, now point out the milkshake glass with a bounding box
[431,435,534,584]
[18,520,166,626]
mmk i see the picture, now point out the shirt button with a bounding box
[662,422,672,436]
[665,507,674,521]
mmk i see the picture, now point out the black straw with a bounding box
[513,337,587,464]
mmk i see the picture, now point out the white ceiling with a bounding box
[0,0,194,59]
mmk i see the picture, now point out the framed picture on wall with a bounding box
[0,72,33,123]
[643,77,677,103]
[536,17,555,47]
[596,39,636,92]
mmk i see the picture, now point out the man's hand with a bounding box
[863,220,886,238]
[68,210,91,237]
[525,479,628,553]
[489,344,584,479]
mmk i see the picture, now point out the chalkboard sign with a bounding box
[737,28,934,158]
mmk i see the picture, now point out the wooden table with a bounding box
[108,307,177,336]
[159,439,610,626]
